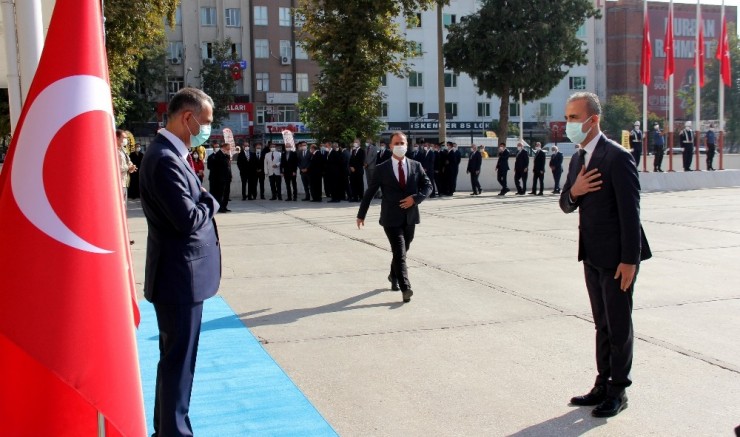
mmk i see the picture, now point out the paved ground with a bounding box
[128,186,740,437]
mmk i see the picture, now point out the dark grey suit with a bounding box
[560,134,651,397]
[358,158,432,291]
[140,132,221,436]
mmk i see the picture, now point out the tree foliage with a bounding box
[444,0,599,140]
[199,39,239,128]
[121,46,167,124]
[103,0,178,126]
[297,0,442,144]
[602,94,639,140]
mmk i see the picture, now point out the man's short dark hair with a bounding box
[567,92,602,116]
[167,87,214,118]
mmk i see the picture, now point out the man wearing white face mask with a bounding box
[560,92,651,419]
[356,132,432,303]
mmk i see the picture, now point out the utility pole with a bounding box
[436,1,446,144]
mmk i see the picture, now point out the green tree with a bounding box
[103,0,178,125]
[602,94,640,141]
[121,46,167,124]
[443,0,599,140]
[297,0,441,144]
[199,39,239,128]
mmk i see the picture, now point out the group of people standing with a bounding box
[492,142,564,197]
[629,120,718,173]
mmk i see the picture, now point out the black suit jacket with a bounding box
[549,152,563,172]
[376,148,392,165]
[467,151,482,172]
[358,159,432,227]
[139,133,221,304]
[209,150,232,183]
[514,150,529,172]
[236,149,253,175]
[559,135,652,269]
[496,149,510,171]
[280,150,299,175]
[533,149,546,172]
[349,148,366,175]
[421,149,435,174]
[308,150,325,176]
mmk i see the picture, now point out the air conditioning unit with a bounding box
[170,57,181,65]
[280,56,291,65]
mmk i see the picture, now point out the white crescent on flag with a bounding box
[10,75,116,254]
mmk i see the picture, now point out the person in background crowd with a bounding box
[298,141,312,201]
[349,138,366,202]
[652,124,665,172]
[629,121,643,171]
[446,142,462,196]
[264,141,282,200]
[496,142,510,196]
[479,145,489,159]
[514,142,529,195]
[325,142,346,202]
[679,121,694,171]
[209,142,233,213]
[435,142,448,196]
[282,142,299,201]
[206,140,219,172]
[364,139,379,198]
[254,142,266,199]
[705,123,717,171]
[308,143,325,202]
[421,142,436,198]
[192,151,205,183]
[236,141,252,200]
[341,143,353,201]
[530,142,545,196]
[128,143,144,199]
[467,144,482,195]
[549,145,563,194]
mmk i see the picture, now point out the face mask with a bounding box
[256,148,261,154]
[135,147,141,152]
[424,146,429,151]
[392,146,407,157]
[413,146,419,151]
[270,147,275,152]
[186,115,212,147]
[566,117,593,145]
[380,146,386,151]
[122,138,129,147]
[192,154,198,160]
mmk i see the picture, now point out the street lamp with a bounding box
[185,67,193,87]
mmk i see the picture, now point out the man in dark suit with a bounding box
[435,143,448,196]
[467,144,482,195]
[514,142,529,195]
[325,143,345,202]
[420,143,436,197]
[308,144,325,202]
[281,144,299,201]
[446,142,462,195]
[297,141,312,200]
[209,142,233,213]
[236,141,253,200]
[530,142,546,195]
[254,142,266,199]
[139,88,221,437]
[679,121,694,171]
[495,142,510,196]
[348,139,366,201]
[128,143,144,199]
[560,92,651,418]
[357,131,432,302]
[549,145,563,194]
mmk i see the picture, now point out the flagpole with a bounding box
[643,0,649,172]
[694,0,702,171]
[719,0,725,171]
[519,91,524,143]
[98,412,106,437]
[668,0,675,172]
[0,1,22,134]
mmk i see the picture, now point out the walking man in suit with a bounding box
[357,132,432,303]
[467,144,482,195]
[281,143,299,201]
[265,143,282,200]
[514,142,529,195]
[209,142,232,213]
[496,142,510,196]
[298,141,312,200]
[549,145,563,194]
[560,92,651,418]
[530,142,546,195]
[139,88,221,436]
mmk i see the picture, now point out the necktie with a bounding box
[398,160,406,189]
[186,153,194,170]
[578,149,587,169]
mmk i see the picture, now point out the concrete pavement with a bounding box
[128,186,740,436]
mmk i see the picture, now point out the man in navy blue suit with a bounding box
[560,92,651,419]
[357,132,432,303]
[139,88,222,436]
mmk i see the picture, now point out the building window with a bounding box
[295,42,308,60]
[225,8,240,27]
[168,41,183,60]
[280,73,293,92]
[256,107,266,125]
[407,12,422,28]
[409,102,424,118]
[254,6,267,26]
[279,7,292,26]
[254,39,269,59]
[445,102,458,118]
[380,74,387,87]
[477,102,491,117]
[380,102,388,118]
[272,105,298,122]
[509,102,520,117]
[444,72,457,88]
[569,76,586,90]
[279,40,292,59]
[576,24,586,39]
[168,77,184,101]
[201,42,214,60]
[539,102,552,117]
[200,7,216,26]
[408,71,423,87]
[296,73,309,92]
[443,13,456,27]
[256,73,269,92]
[411,42,423,57]
[230,43,242,59]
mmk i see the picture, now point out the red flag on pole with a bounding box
[664,6,675,80]
[717,14,732,87]
[641,5,652,85]
[0,0,146,435]
[697,15,705,87]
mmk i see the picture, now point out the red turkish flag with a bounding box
[697,14,705,88]
[0,0,145,436]
[717,14,732,87]
[640,6,652,86]
[664,6,675,81]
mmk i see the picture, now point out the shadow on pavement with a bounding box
[506,408,606,437]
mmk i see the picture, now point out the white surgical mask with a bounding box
[392,146,407,157]
[566,117,593,145]
[270,147,275,152]
[122,138,129,147]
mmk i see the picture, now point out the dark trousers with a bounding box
[514,170,528,194]
[209,179,229,210]
[470,172,481,194]
[384,223,415,292]
[256,173,265,198]
[631,144,642,169]
[310,175,323,201]
[447,169,458,194]
[531,171,544,194]
[350,172,364,200]
[653,147,664,171]
[428,171,437,196]
[552,169,562,191]
[240,172,249,199]
[152,302,204,437]
[284,174,297,199]
[497,169,508,191]
[269,175,282,199]
[706,145,716,169]
[683,145,694,170]
[584,261,635,396]
[300,172,311,199]
[247,174,258,199]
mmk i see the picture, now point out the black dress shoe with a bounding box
[592,395,628,418]
[570,386,607,406]
[388,274,400,291]
[402,289,413,303]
